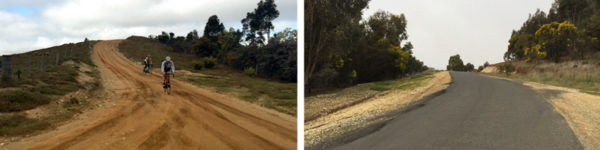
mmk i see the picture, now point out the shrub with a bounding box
[192,61,203,70]
[0,90,49,112]
[503,63,516,75]
[203,57,216,69]
[244,67,256,77]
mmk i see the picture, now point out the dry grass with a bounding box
[487,59,600,94]
[304,70,450,149]
[305,70,436,122]
[0,40,102,137]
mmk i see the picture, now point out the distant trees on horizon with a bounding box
[147,0,296,82]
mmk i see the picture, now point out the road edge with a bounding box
[306,72,451,150]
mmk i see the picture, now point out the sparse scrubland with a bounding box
[0,40,102,137]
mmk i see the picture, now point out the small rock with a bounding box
[0,143,5,146]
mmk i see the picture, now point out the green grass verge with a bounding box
[369,71,436,92]
[179,68,297,115]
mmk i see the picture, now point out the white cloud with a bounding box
[0,0,297,55]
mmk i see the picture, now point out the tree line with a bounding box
[505,0,600,62]
[305,0,427,93]
[446,54,490,72]
[149,0,297,82]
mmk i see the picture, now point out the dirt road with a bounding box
[4,40,296,150]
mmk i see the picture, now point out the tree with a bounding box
[446,54,465,71]
[556,0,589,24]
[477,66,484,72]
[484,61,490,68]
[217,28,243,64]
[271,28,297,43]
[241,0,279,45]
[305,0,370,87]
[402,42,414,54]
[186,30,199,42]
[192,37,218,58]
[388,46,410,74]
[157,31,170,43]
[203,15,225,42]
[533,21,578,62]
[465,63,475,72]
[505,33,533,60]
[502,63,515,76]
[367,11,407,46]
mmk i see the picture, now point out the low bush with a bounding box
[203,57,216,69]
[0,90,49,112]
[192,61,203,70]
[0,114,50,136]
[244,68,256,77]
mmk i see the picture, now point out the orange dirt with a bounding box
[3,40,296,150]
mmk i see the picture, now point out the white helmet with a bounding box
[165,56,171,61]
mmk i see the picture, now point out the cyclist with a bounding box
[143,54,152,73]
[161,56,175,93]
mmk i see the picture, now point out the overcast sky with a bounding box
[0,0,297,55]
[363,0,554,69]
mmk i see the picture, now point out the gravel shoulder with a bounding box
[484,74,600,150]
[523,82,600,150]
[304,71,451,149]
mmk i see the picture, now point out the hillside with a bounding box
[0,40,102,137]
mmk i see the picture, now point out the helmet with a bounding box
[165,56,171,61]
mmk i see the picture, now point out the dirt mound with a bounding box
[481,66,499,73]
[3,40,296,150]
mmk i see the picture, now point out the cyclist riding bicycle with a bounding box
[143,54,152,73]
[161,56,175,92]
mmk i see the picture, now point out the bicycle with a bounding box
[163,72,174,94]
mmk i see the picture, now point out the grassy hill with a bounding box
[0,40,102,136]
[118,36,297,115]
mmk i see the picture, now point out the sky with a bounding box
[0,0,297,55]
[363,0,555,69]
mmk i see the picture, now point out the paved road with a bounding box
[335,72,582,150]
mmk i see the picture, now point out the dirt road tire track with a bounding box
[4,40,296,150]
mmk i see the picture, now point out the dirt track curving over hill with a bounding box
[3,40,296,150]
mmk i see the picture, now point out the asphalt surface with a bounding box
[334,71,582,150]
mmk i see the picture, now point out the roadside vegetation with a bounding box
[504,0,600,62]
[483,0,600,95]
[305,0,428,95]
[118,0,296,115]
[305,69,437,122]
[304,70,450,149]
[0,39,101,137]
[485,60,600,95]
[147,0,296,83]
